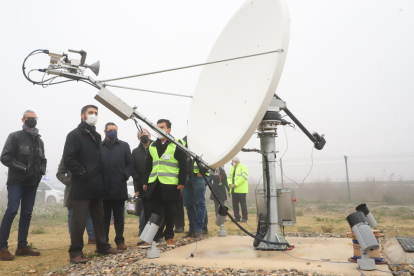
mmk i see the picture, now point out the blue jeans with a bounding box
[183,175,207,232]
[68,208,95,240]
[0,185,37,249]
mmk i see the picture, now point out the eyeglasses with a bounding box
[25,117,38,120]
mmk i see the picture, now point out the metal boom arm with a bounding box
[275,93,326,150]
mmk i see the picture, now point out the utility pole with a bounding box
[280,158,284,188]
[344,155,351,202]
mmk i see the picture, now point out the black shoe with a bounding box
[194,230,203,238]
[184,232,194,238]
[202,228,208,235]
[174,227,184,233]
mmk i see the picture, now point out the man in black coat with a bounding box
[101,122,133,251]
[63,105,121,264]
[0,110,46,261]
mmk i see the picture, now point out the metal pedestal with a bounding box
[255,116,287,250]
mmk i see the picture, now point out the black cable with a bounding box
[276,144,314,188]
[22,49,49,85]
[186,239,197,259]
[194,159,290,248]
[278,126,289,161]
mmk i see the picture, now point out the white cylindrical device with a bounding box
[356,204,377,228]
[215,205,228,226]
[140,213,163,244]
[347,212,379,253]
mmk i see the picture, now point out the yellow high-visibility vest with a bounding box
[148,141,179,185]
[193,162,210,176]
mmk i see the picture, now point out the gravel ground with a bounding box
[43,233,401,276]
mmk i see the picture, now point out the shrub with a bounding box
[321,224,334,233]
[31,226,46,234]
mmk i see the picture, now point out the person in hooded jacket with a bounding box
[63,105,121,264]
[0,110,46,261]
[101,122,133,251]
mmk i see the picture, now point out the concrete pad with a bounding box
[384,237,414,264]
[140,236,391,275]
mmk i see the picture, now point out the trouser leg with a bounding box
[85,210,95,239]
[67,208,73,237]
[182,176,195,233]
[69,199,89,258]
[213,200,220,218]
[203,209,208,231]
[162,201,175,241]
[139,209,146,236]
[174,195,185,229]
[17,185,37,249]
[0,185,22,249]
[113,200,125,245]
[89,198,111,253]
[232,193,241,221]
[240,194,248,221]
[193,176,207,232]
[103,200,112,243]
[146,183,163,241]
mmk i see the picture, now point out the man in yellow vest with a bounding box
[143,119,187,248]
[228,157,249,222]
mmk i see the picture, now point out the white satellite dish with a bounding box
[187,0,290,168]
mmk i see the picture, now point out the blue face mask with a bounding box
[106,131,117,140]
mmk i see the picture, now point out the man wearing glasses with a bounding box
[0,110,46,261]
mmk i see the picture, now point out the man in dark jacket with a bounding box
[131,128,152,236]
[63,105,121,264]
[143,119,187,248]
[101,122,133,251]
[132,129,165,248]
[56,158,95,244]
[0,110,46,261]
[209,167,229,217]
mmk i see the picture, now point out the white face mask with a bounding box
[85,114,98,126]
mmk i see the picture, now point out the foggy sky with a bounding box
[1,0,413,189]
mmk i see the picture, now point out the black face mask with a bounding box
[25,119,37,128]
[140,135,149,143]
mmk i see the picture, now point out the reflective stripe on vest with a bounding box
[193,162,209,176]
[148,141,179,185]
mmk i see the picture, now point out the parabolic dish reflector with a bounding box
[188,0,290,168]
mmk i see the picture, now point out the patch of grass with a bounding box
[28,242,37,249]
[83,251,101,259]
[37,263,44,267]
[297,226,312,232]
[317,204,341,212]
[31,226,46,234]
[314,216,329,222]
[321,224,335,233]
[296,210,304,216]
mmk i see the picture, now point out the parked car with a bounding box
[36,181,65,204]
